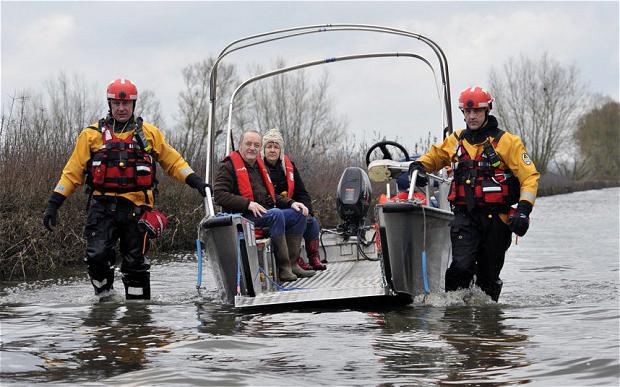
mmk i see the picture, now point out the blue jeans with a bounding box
[303,216,320,241]
[244,208,306,237]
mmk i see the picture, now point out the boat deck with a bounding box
[234,259,389,308]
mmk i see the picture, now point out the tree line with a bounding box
[489,53,619,181]
[1,53,617,280]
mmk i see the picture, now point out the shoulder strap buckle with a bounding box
[133,117,152,153]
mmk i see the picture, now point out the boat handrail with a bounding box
[408,169,450,203]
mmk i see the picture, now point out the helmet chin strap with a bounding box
[108,113,134,134]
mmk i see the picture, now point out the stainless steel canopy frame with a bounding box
[204,24,455,216]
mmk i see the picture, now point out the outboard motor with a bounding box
[336,167,372,236]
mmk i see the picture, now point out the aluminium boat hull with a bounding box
[201,203,452,308]
[377,202,453,297]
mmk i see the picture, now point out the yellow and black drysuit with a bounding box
[44,115,205,299]
[411,115,539,301]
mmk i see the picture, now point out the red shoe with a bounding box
[296,256,313,271]
[306,239,326,270]
[308,254,326,270]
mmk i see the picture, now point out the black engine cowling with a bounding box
[336,167,372,229]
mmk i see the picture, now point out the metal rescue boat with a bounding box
[196,24,455,309]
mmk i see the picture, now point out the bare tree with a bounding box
[1,73,100,172]
[44,73,100,151]
[244,59,347,169]
[136,89,165,128]
[489,53,589,173]
[552,156,591,181]
[174,58,247,166]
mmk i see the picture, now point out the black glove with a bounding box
[43,192,66,232]
[185,173,209,197]
[509,200,532,237]
[408,162,428,187]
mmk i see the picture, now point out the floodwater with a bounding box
[1,188,619,386]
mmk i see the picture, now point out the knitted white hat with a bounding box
[261,128,286,173]
[262,128,285,157]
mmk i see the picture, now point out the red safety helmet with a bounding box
[458,86,493,110]
[106,78,138,101]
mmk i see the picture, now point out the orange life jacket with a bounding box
[226,151,276,203]
[447,130,519,210]
[283,155,295,198]
[86,118,155,199]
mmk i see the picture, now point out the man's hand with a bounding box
[408,162,428,187]
[509,212,529,236]
[291,201,309,216]
[43,192,66,232]
[185,173,209,197]
[43,205,59,232]
[509,200,533,237]
[248,201,267,217]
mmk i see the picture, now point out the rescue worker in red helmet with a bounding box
[43,78,208,300]
[409,86,539,301]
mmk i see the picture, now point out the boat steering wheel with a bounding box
[365,141,410,167]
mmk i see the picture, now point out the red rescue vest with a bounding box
[283,155,295,198]
[226,151,276,204]
[447,130,519,209]
[86,119,156,198]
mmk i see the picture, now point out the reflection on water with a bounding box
[0,302,173,383]
[195,303,241,336]
[74,303,173,380]
[439,306,530,384]
[364,305,531,385]
[1,188,619,385]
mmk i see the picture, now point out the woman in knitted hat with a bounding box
[262,128,327,271]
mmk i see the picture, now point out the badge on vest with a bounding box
[522,153,532,165]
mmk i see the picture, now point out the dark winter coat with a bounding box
[213,157,293,214]
[266,158,314,215]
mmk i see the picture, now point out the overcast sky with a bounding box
[2,1,618,149]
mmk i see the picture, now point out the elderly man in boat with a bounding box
[213,129,316,282]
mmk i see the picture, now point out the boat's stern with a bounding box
[376,202,453,297]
